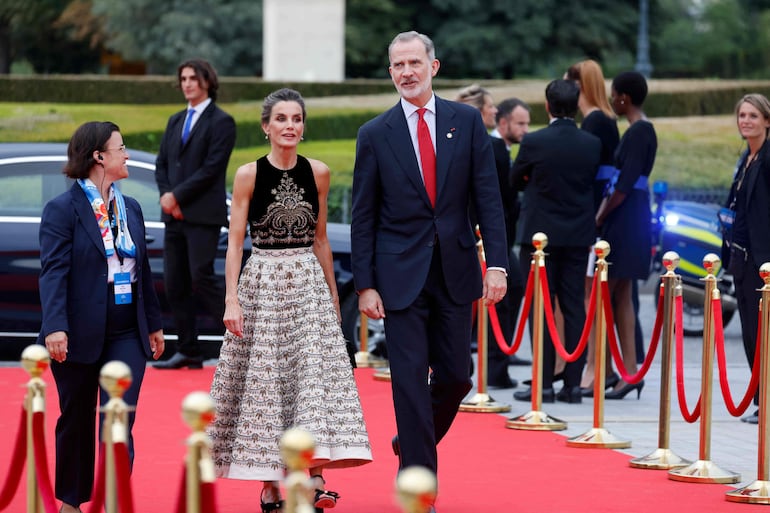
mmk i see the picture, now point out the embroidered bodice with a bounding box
[248,155,319,249]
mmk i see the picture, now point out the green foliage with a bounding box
[91,0,263,75]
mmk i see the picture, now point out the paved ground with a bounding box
[476,275,763,489]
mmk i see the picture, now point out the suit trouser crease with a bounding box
[163,221,225,355]
[384,247,473,473]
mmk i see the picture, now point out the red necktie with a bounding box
[417,108,436,206]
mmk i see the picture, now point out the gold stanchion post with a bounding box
[355,313,388,368]
[460,236,511,413]
[99,361,133,513]
[567,240,630,448]
[21,345,49,513]
[280,428,316,513]
[506,232,566,431]
[669,253,739,483]
[727,262,770,502]
[629,251,689,467]
[181,391,217,513]
[395,466,438,513]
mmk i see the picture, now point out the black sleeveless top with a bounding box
[248,155,319,249]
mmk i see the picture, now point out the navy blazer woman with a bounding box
[38,122,164,512]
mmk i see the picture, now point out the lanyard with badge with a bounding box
[109,202,133,305]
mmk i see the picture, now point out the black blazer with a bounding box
[38,184,163,363]
[155,101,236,227]
[511,118,601,247]
[351,96,508,310]
[722,140,770,269]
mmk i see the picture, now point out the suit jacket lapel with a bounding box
[383,104,433,206]
[71,185,107,257]
[435,97,457,204]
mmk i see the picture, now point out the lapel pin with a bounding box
[447,127,456,138]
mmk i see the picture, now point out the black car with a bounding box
[0,143,384,360]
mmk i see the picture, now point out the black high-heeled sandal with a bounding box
[311,475,340,511]
[260,488,284,513]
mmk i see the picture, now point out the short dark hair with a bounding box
[612,71,648,107]
[63,121,120,179]
[545,79,579,119]
[261,88,307,125]
[495,97,529,124]
[177,58,220,102]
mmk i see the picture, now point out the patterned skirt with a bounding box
[208,246,372,480]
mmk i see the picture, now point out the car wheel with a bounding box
[341,293,387,358]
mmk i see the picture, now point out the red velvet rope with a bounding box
[174,465,186,513]
[86,445,106,513]
[604,280,663,384]
[486,261,534,356]
[674,294,702,422]
[539,265,594,362]
[31,411,57,513]
[0,407,27,511]
[200,482,217,513]
[715,296,761,416]
[114,442,135,513]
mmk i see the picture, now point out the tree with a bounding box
[92,0,262,75]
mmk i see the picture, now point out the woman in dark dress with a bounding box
[596,71,657,399]
[721,93,770,423]
[565,59,621,395]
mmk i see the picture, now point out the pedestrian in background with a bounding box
[596,71,657,400]
[720,93,770,423]
[154,58,236,369]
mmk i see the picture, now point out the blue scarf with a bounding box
[78,178,136,258]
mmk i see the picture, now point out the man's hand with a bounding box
[358,288,386,320]
[160,192,178,215]
[482,269,507,304]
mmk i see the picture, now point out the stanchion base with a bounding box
[629,447,691,469]
[566,427,631,449]
[459,393,512,413]
[505,410,567,431]
[726,480,770,504]
[372,368,392,382]
[354,352,388,368]
[668,459,741,484]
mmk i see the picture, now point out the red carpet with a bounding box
[0,366,764,512]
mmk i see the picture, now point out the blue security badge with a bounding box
[114,272,133,305]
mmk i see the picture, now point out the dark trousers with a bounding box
[731,250,762,405]
[384,247,473,474]
[486,246,524,384]
[519,244,588,388]
[163,220,225,356]
[50,301,148,507]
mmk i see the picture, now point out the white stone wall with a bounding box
[263,0,345,82]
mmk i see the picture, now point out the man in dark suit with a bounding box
[511,79,601,404]
[154,58,236,369]
[351,31,508,482]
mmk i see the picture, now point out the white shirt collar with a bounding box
[187,97,212,115]
[400,94,436,119]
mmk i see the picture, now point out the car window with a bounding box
[0,160,69,217]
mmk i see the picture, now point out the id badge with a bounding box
[114,272,133,305]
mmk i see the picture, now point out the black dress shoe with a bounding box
[508,354,532,366]
[391,435,402,467]
[513,386,554,403]
[488,377,518,389]
[556,386,582,404]
[153,352,204,370]
[741,409,759,424]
